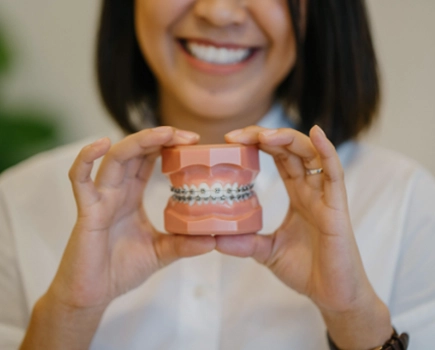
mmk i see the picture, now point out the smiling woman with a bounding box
[0,0,434,350]
[98,0,378,145]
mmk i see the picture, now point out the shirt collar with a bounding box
[256,102,356,170]
[257,102,294,130]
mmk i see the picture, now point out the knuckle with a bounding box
[68,156,84,182]
[106,145,125,165]
[68,167,75,182]
[274,152,288,162]
[329,167,345,183]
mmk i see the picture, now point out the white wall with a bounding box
[0,0,114,143]
[365,0,435,174]
[1,0,434,174]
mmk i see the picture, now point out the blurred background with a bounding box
[0,0,434,174]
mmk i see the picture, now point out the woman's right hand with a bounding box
[21,126,215,350]
[54,126,215,307]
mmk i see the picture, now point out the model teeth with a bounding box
[170,182,255,206]
[186,42,251,65]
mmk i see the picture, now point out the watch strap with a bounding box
[327,328,409,350]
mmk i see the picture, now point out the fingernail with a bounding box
[176,129,199,141]
[91,137,108,147]
[260,129,278,137]
[314,125,326,137]
[153,126,172,133]
[225,129,243,138]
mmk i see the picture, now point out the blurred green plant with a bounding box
[0,23,58,173]
[0,25,11,74]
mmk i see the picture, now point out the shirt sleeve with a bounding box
[0,188,28,349]
[390,168,435,349]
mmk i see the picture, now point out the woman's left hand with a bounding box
[217,125,392,349]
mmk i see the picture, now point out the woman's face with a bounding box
[135,0,297,123]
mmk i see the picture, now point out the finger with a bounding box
[259,129,323,191]
[153,234,216,267]
[122,155,159,211]
[259,128,321,170]
[224,125,268,144]
[259,143,306,179]
[124,156,145,180]
[68,137,111,208]
[215,233,274,265]
[309,125,347,208]
[96,127,199,188]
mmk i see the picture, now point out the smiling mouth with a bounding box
[179,39,256,65]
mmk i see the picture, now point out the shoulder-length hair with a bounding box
[96,0,380,146]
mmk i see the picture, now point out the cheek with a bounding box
[134,0,194,51]
[251,0,296,50]
[250,0,296,64]
[134,0,193,31]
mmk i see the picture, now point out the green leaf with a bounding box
[0,109,58,172]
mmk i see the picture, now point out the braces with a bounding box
[170,182,255,206]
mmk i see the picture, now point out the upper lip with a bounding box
[178,37,258,50]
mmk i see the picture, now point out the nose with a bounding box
[193,0,247,27]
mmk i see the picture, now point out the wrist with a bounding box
[20,292,107,350]
[321,294,392,350]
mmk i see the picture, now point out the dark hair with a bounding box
[97,0,380,146]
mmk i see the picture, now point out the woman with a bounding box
[1,0,434,349]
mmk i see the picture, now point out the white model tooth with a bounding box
[203,197,210,205]
[218,195,226,204]
[211,195,218,205]
[189,184,197,196]
[224,183,233,196]
[196,198,203,206]
[183,184,189,194]
[211,183,223,196]
[230,183,238,202]
[198,183,210,199]
[226,196,233,206]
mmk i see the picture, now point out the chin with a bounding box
[179,87,263,122]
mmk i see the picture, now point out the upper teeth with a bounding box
[170,182,255,206]
[186,42,251,65]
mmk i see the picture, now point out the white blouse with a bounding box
[1,106,435,349]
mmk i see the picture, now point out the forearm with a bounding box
[20,293,107,350]
[321,294,393,350]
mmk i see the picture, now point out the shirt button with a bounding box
[194,285,207,299]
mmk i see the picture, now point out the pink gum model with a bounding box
[161,144,263,235]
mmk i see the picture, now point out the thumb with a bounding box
[153,234,216,267]
[215,233,274,265]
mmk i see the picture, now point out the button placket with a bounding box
[176,251,222,350]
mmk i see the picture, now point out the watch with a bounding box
[327,328,409,350]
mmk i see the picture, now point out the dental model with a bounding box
[161,144,262,235]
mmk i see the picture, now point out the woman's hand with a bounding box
[21,126,215,350]
[217,125,392,349]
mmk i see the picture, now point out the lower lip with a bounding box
[178,42,258,75]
